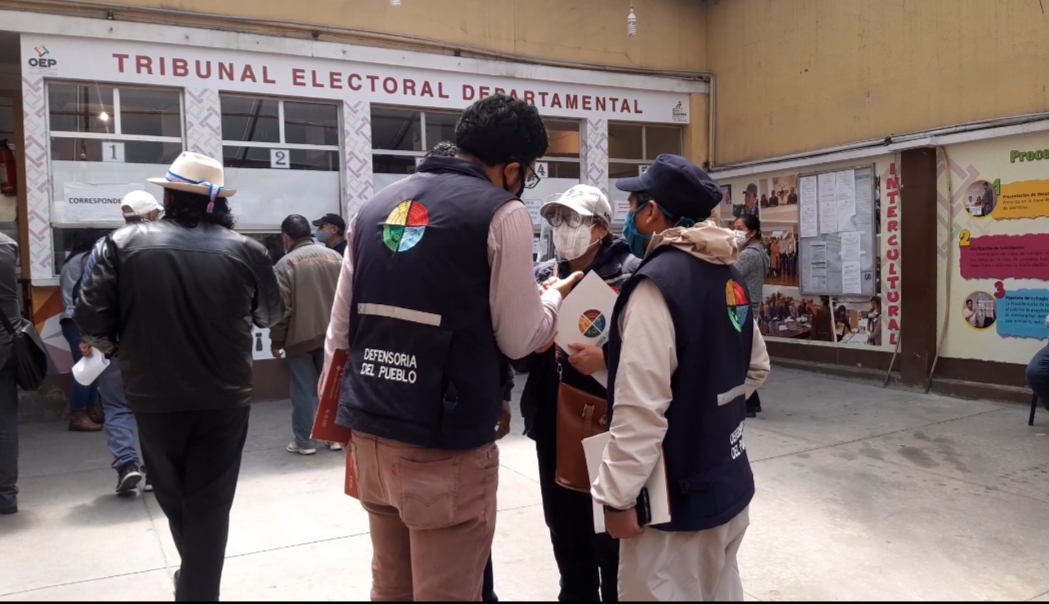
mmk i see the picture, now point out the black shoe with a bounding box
[116,464,144,494]
[142,473,153,493]
[0,502,15,515]
[746,410,757,418]
[173,569,180,595]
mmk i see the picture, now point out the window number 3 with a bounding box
[271,149,290,169]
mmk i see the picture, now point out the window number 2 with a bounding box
[270,149,290,169]
[959,229,971,248]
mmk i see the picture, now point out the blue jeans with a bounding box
[289,349,324,447]
[97,362,141,470]
[1026,346,1049,411]
[61,320,99,412]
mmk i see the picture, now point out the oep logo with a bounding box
[28,45,56,69]
[578,309,607,339]
[382,200,429,252]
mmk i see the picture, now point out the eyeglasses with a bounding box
[545,211,588,228]
[524,164,540,190]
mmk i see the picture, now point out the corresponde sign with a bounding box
[23,35,691,125]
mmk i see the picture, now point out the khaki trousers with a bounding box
[618,507,750,602]
[351,431,499,602]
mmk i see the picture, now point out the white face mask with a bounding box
[733,230,750,244]
[553,223,596,261]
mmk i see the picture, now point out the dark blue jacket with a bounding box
[337,156,515,450]
[607,246,755,532]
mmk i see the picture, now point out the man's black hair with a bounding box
[163,189,235,230]
[281,214,312,241]
[455,94,549,167]
[426,141,458,158]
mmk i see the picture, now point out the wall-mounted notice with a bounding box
[818,172,838,235]
[799,165,878,297]
[799,175,818,238]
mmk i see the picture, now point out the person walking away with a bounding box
[270,214,344,455]
[0,234,21,514]
[77,190,163,494]
[732,214,769,419]
[59,231,103,432]
[515,184,637,601]
[76,152,282,601]
[592,154,770,601]
[321,94,581,601]
[312,213,348,256]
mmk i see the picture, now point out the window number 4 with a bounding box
[271,149,290,169]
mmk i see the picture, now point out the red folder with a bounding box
[310,349,358,499]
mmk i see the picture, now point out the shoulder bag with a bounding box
[554,364,609,493]
[0,311,49,391]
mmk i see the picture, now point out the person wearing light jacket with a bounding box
[593,155,770,601]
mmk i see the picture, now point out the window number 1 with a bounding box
[101,142,125,163]
[271,149,290,169]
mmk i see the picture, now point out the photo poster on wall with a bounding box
[728,163,887,349]
[936,131,1049,365]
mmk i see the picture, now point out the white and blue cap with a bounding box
[148,152,236,212]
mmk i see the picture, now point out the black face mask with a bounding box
[502,164,525,198]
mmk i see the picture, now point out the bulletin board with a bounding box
[797,164,878,296]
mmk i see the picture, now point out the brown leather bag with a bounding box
[555,380,609,493]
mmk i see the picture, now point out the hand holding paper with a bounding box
[567,343,605,376]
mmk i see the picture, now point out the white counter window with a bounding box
[219,94,342,230]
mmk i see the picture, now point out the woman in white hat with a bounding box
[75,151,282,601]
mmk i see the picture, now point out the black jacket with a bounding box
[514,238,640,440]
[75,220,282,413]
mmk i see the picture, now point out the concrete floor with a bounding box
[1,368,1048,601]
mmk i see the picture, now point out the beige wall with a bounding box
[2,0,708,74]
[707,0,1049,165]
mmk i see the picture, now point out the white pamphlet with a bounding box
[555,271,618,387]
[72,347,109,385]
[582,431,672,533]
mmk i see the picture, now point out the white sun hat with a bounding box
[148,152,236,201]
[540,184,613,225]
[120,190,162,218]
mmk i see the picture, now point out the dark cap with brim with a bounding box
[615,154,723,222]
[312,213,346,232]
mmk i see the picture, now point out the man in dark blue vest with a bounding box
[321,95,581,601]
[591,154,770,601]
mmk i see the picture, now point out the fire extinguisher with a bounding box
[0,140,16,196]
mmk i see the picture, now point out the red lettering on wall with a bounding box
[888,305,900,317]
[620,98,631,113]
[172,58,189,77]
[241,65,258,83]
[219,63,235,81]
[383,77,398,94]
[538,91,549,106]
[479,86,491,98]
[494,87,505,96]
[887,291,900,303]
[420,81,434,97]
[524,90,535,105]
[888,220,899,232]
[633,99,643,114]
[292,68,306,87]
[887,234,899,247]
[312,70,324,88]
[462,85,476,101]
[508,89,518,98]
[582,96,592,111]
[609,97,619,111]
[403,79,417,96]
[438,82,449,99]
[348,74,362,91]
[883,162,902,345]
[566,94,579,110]
[887,206,898,218]
[330,72,343,89]
[551,93,563,109]
[113,53,129,73]
[158,57,166,76]
[887,249,900,261]
[263,66,276,84]
[596,97,607,112]
[366,75,380,92]
[195,60,211,79]
[135,55,153,75]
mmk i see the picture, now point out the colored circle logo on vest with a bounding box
[578,309,607,338]
[383,200,429,252]
[726,280,750,332]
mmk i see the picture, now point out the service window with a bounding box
[219,94,342,230]
[47,82,184,274]
[607,122,683,224]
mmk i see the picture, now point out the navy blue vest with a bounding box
[337,157,515,450]
[607,246,755,532]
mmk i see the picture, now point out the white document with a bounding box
[842,260,862,294]
[817,172,838,235]
[60,181,145,223]
[840,231,861,262]
[72,348,109,385]
[835,169,856,228]
[555,271,618,387]
[799,175,819,238]
[523,198,543,228]
[853,169,874,228]
[583,431,672,534]
[613,200,631,222]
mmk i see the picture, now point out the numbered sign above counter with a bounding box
[101,142,125,163]
[270,149,290,169]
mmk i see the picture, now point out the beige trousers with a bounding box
[618,506,750,602]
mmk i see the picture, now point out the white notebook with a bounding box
[554,271,619,387]
[582,431,672,533]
